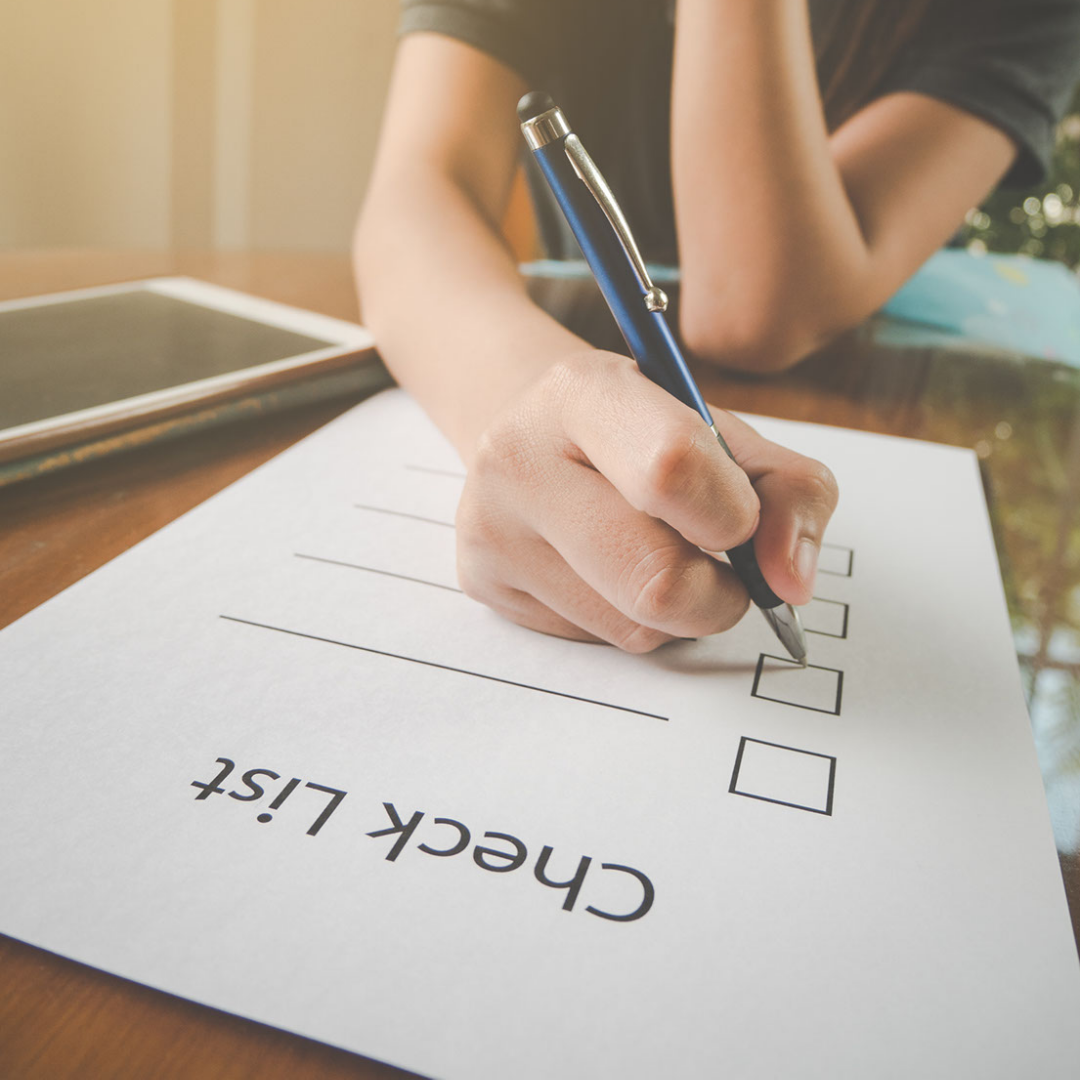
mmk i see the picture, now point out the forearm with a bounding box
[355,32,841,652]
[354,170,586,462]
[671,0,874,368]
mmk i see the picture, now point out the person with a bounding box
[354,0,1080,653]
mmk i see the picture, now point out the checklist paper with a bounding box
[2,389,1078,1079]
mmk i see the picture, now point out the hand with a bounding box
[456,351,838,652]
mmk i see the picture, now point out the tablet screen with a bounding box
[1,289,337,430]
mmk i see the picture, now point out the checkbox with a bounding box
[818,543,854,577]
[802,597,849,638]
[751,654,844,715]
[729,736,836,815]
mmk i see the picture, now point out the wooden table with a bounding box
[2,250,1078,1078]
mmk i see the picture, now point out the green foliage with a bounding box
[961,84,1080,268]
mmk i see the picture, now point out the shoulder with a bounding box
[397,0,576,85]
[396,0,668,82]
[882,0,1080,185]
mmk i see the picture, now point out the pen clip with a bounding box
[563,134,668,313]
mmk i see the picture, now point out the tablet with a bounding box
[0,277,384,479]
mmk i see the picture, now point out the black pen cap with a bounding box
[517,91,556,122]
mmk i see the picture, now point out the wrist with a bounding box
[438,338,596,467]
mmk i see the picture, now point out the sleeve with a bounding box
[876,0,1080,187]
[397,0,556,87]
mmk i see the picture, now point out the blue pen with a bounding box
[518,91,807,664]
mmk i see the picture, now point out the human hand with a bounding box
[456,351,839,652]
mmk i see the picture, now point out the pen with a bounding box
[517,91,808,665]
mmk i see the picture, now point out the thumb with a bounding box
[750,460,839,605]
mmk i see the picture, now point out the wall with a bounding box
[0,0,399,251]
[248,0,397,250]
[0,0,174,248]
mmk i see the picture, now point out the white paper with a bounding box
[2,389,1078,1079]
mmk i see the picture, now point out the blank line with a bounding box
[406,464,466,479]
[219,615,668,721]
[294,553,462,593]
[354,504,455,528]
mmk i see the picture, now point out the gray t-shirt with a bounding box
[399,0,1080,263]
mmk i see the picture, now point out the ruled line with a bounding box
[354,504,455,528]
[219,615,668,721]
[294,553,462,593]
[405,464,466,479]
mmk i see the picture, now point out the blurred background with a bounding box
[963,85,1080,270]
[0,0,398,252]
[2,0,1077,268]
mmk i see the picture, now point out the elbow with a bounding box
[678,293,828,374]
[678,274,867,374]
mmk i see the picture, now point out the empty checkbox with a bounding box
[751,654,844,715]
[818,543,854,577]
[802,597,849,638]
[729,736,836,815]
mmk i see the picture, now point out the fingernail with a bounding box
[793,538,819,590]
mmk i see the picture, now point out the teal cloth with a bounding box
[523,251,1080,366]
[883,249,1080,365]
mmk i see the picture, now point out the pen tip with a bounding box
[760,604,809,666]
[517,91,556,123]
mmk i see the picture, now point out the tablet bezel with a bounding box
[0,276,377,465]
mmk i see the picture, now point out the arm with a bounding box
[354,32,580,453]
[355,32,838,651]
[671,0,1017,372]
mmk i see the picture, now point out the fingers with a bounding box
[708,410,840,604]
[456,350,839,651]
[458,452,751,645]
[456,494,697,652]
[521,460,751,639]
[552,356,837,609]
[552,356,761,554]
[474,583,607,646]
[461,536,680,653]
